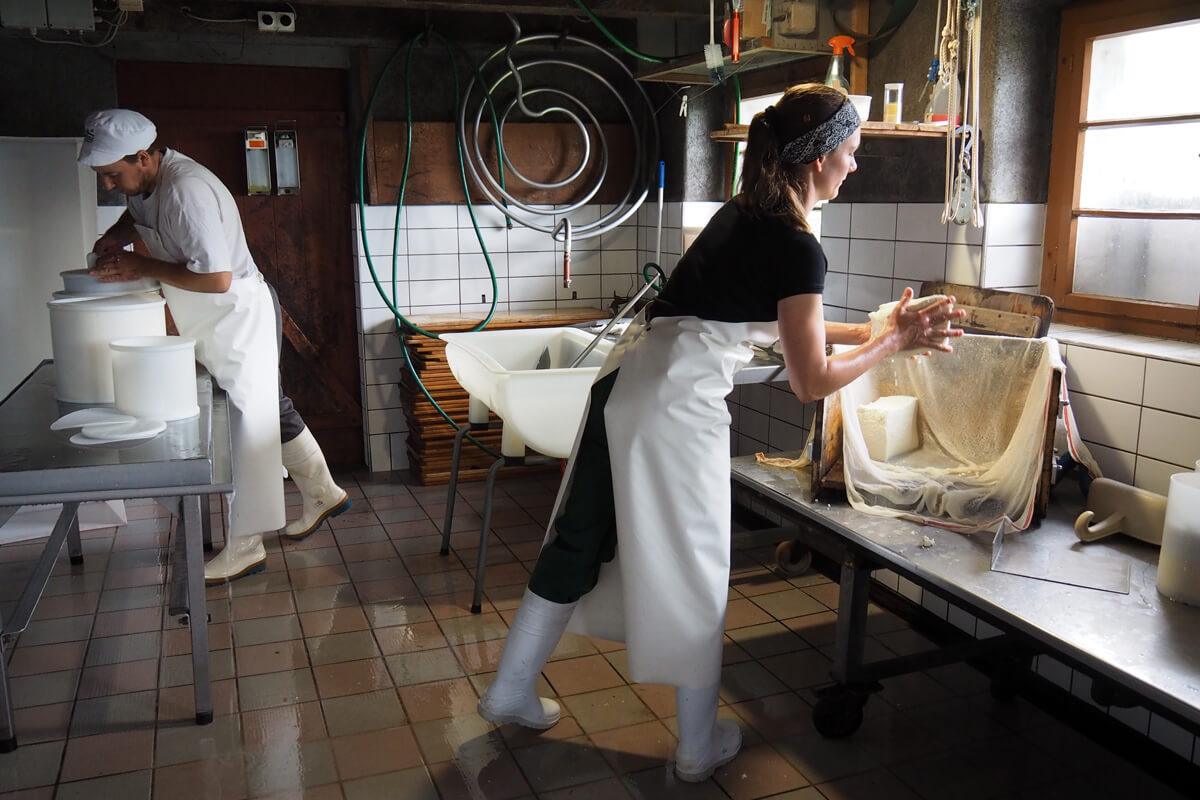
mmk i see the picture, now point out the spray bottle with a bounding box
[824,35,856,95]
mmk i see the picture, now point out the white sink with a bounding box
[441,327,614,459]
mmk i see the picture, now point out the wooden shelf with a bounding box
[710,121,949,143]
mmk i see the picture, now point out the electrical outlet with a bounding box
[257,8,295,33]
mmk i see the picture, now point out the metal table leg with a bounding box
[470,456,504,614]
[441,423,470,557]
[66,504,83,565]
[181,494,213,725]
[0,502,80,751]
[201,497,214,552]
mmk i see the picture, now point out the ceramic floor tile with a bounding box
[0,740,64,793]
[306,630,381,666]
[561,686,656,734]
[361,600,435,629]
[340,540,401,563]
[385,647,466,686]
[157,679,239,722]
[436,611,509,645]
[236,639,310,676]
[544,654,627,697]
[10,702,71,745]
[782,610,840,648]
[159,649,236,688]
[320,688,406,737]
[312,657,393,698]
[424,591,495,620]
[237,668,319,711]
[410,714,505,764]
[59,728,154,782]
[511,736,616,793]
[294,583,362,613]
[69,689,157,737]
[750,589,829,620]
[397,677,479,723]
[718,660,790,704]
[726,621,809,659]
[729,691,817,741]
[232,614,303,646]
[373,621,447,655]
[84,631,161,666]
[243,739,339,797]
[712,742,810,799]
[817,767,923,800]
[452,639,506,674]
[154,712,243,767]
[331,725,423,780]
[77,658,159,698]
[588,720,678,774]
[90,606,161,638]
[7,640,89,677]
[331,525,390,549]
[427,748,533,800]
[341,766,440,800]
[13,614,94,647]
[283,546,344,570]
[241,700,328,751]
[299,606,370,637]
[760,648,834,691]
[8,670,81,710]
[231,591,295,620]
[162,622,232,656]
[724,597,776,630]
[151,755,248,800]
[54,770,153,800]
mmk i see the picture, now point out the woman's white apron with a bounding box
[136,224,284,537]
[548,313,778,689]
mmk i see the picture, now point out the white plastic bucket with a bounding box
[109,336,200,421]
[48,293,167,403]
[1158,471,1200,608]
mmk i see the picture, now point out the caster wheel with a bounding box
[813,691,866,738]
[774,540,813,577]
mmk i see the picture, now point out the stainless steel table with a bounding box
[731,453,1200,738]
[0,361,233,751]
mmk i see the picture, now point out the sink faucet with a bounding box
[553,218,572,288]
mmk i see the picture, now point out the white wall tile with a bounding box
[601,249,638,275]
[557,203,602,227]
[820,203,851,237]
[983,203,1046,247]
[821,237,849,273]
[1134,456,1188,495]
[1137,408,1200,468]
[945,244,982,286]
[509,276,557,303]
[1143,359,1200,416]
[947,605,976,636]
[1108,703,1151,735]
[848,239,895,277]
[408,254,458,282]
[406,204,458,228]
[460,277,507,306]
[457,204,510,229]
[357,204,407,230]
[409,279,461,307]
[846,275,894,314]
[1064,346,1146,405]
[508,250,559,278]
[823,271,848,307]
[357,227,406,258]
[982,245,1042,289]
[896,576,922,603]
[850,203,897,239]
[1083,441,1136,484]
[557,275,602,301]
[362,356,404,386]
[742,383,772,414]
[893,242,947,283]
[921,591,949,620]
[459,252,508,280]
[947,220,984,246]
[769,389,808,427]
[360,307,405,335]
[768,417,808,451]
[896,204,949,243]
[359,279,408,311]
[571,250,603,276]
[367,408,407,434]
[457,226,508,257]
[665,202,682,229]
[1034,655,1072,691]
[823,305,848,323]
[358,255,408,283]
[1069,392,1141,452]
[389,433,410,471]
[365,383,402,410]
[740,407,770,444]
[407,228,459,256]
[507,224,556,252]
[362,332,404,360]
[368,434,391,472]
[600,226,638,251]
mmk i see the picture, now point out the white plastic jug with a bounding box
[48,294,166,403]
[110,336,200,421]
[1157,471,1200,607]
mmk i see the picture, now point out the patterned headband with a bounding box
[776,99,861,165]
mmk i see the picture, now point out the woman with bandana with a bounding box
[478,84,964,781]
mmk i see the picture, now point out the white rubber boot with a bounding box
[281,427,350,540]
[477,588,576,729]
[673,682,743,782]
[204,533,267,585]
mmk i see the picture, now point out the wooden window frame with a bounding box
[1042,0,1200,343]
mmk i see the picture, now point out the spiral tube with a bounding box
[458,19,660,242]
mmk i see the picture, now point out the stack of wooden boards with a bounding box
[400,308,609,485]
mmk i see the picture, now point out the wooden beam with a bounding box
[227,0,707,19]
[849,0,868,95]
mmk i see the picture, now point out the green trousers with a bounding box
[527,370,620,604]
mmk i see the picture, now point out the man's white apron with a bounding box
[136,224,284,537]
[548,313,778,689]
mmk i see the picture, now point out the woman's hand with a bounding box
[884,287,966,356]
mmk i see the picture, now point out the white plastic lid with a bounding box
[60,269,160,296]
[110,335,195,352]
[47,293,165,311]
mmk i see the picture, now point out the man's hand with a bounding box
[91,251,152,283]
[92,231,131,257]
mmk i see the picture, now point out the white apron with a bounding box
[136,224,285,537]
[549,313,779,689]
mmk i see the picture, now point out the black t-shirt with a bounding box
[649,199,826,323]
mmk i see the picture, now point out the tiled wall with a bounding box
[728,200,1200,766]
[352,201,684,472]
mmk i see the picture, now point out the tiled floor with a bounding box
[0,470,1192,799]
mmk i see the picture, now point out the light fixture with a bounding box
[273,124,300,195]
[244,127,271,195]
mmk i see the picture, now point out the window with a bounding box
[1042,0,1199,341]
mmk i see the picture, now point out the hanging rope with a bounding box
[940,0,984,227]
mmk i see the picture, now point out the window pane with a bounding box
[1087,19,1200,122]
[1079,121,1200,211]
[1073,216,1200,305]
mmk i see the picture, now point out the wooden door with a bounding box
[116,62,362,467]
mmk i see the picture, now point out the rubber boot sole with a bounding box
[280,494,352,542]
[476,697,560,730]
[204,558,267,586]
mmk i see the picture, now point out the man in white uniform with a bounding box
[78,109,350,583]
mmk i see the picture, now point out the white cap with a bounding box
[78,109,157,167]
